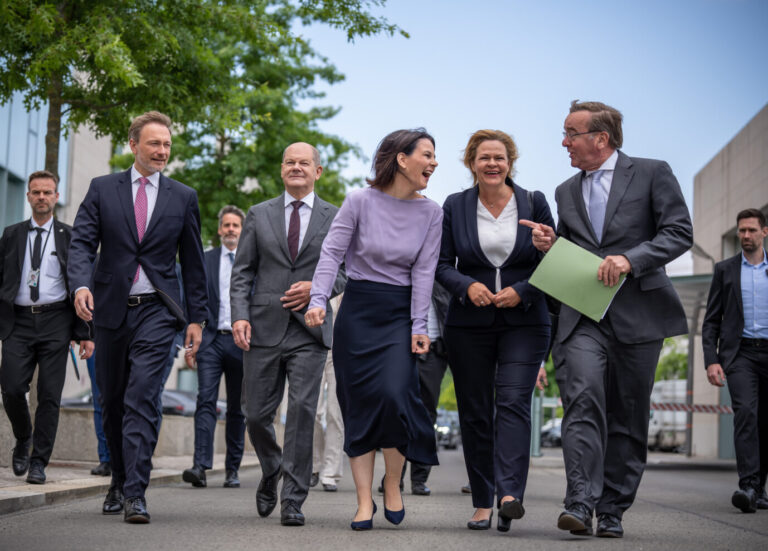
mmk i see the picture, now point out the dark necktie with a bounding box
[228,252,235,264]
[287,200,302,261]
[30,227,44,302]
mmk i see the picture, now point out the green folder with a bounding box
[529,238,626,322]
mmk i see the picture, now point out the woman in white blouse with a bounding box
[436,129,554,532]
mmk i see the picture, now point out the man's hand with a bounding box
[519,219,556,252]
[706,363,726,387]
[412,334,430,355]
[467,282,494,307]
[597,255,631,287]
[74,288,94,321]
[281,281,311,311]
[492,287,521,309]
[184,323,203,367]
[304,307,326,328]
[535,366,549,391]
[233,319,252,351]
[79,340,95,360]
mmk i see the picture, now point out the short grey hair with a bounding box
[217,205,245,226]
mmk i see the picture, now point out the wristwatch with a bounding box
[191,320,207,329]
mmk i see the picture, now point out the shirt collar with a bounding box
[284,191,315,209]
[131,166,161,187]
[221,246,237,258]
[587,149,619,176]
[30,217,54,232]
[741,249,768,268]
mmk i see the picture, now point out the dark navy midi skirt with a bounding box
[333,279,438,465]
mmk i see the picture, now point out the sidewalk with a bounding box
[0,452,261,515]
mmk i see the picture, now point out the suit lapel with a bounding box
[145,174,171,237]
[501,184,528,267]
[569,174,597,244]
[297,197,330,260]
[602,151,633,241]
[52,220,70,294]
[729,254,744,321]
[463,187,492,266]
[16,222,27,272]
[267,194,291,262]
[117,169,139,244]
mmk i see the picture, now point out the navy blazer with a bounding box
[701,253,748,370]
[436,180,554,328]
[68,169,208,331]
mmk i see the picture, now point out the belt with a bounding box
[217,330,232,335]
[127,293,159,307]
[14,300,69,314]
[741,338,768,348]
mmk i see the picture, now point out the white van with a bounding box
[648,380,687,451]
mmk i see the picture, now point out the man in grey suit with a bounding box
[522,100,692,538]
[231,142,345,527]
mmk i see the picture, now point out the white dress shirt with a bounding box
[477,196,518,292]
[581,149,619,214]
[218,246,236,331]
[129,165,160,295]
[15,217,67,306]
[284,191,315,251]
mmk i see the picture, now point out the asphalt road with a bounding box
[0,448,765,550]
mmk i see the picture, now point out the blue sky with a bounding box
[299,0,768,229]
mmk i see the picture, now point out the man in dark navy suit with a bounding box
[1,170,93,485]
[703,208,768,513]
[68,111,208,524]
[183,205,246,489]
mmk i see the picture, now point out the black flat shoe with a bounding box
[557,502,593,536]
[182,465,207,488]
[12,438,32,476]
[732,488,757,513]
[91,462,112,476]
[411,481,431,496]
[256,468,281,517]
[223,469,240,488]
[596,513,624,538]
[124,496,150,524]
[26,461,46,484]
[281,501,305,526]
[103,486,124,515]
[467,511,492,530]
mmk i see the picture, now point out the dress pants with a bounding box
[725,341,768,491]
[193,331,245,471]
[95,300,177,499]
[312,350,344,485]
[446,319,549,509]
[553,316,663,518]
[242,317,327,507]
[1,308,72,466]
[86,356,110,463]
[409,345,449,484]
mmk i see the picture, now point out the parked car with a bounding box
[61,389,225,419]
[435,409,461,449]
[648,380,686,452]
[540,417,562,448]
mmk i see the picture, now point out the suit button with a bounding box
[290,267,295,272]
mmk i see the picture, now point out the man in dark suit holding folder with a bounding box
[521,100,692,537]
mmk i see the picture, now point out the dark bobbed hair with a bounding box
[737,208,767,228]
[366,128,435,188]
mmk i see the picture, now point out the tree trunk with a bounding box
[45,74,63,177]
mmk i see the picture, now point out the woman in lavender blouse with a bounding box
[305,129,442,531]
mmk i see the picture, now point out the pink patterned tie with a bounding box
[133,177,148,283]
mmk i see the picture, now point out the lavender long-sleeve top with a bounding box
[309,187,443,335]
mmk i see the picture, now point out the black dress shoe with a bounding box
[411,481,431,496]
[322,483,337,492]
[256,469,281,517]
[467,511,492,530]
[124,496,150,523]
[281,501,305,526]
[497,499,525,532]
[11,437,32,476]
[309,472,319,488]
[182,465,207,488]
[26,461,46,484]
[223,469,240,488]
[756,489,768,510]
[103,486,124,515]
[91,462,112,476]
[460,484,472,494]
[732,487,757,513]
[557,502,593,535]
[596,513,624,538]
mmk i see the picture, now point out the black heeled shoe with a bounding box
[351,501,377,531]
[498,499,525,532]
[467,511,493,530]
[382,476,405,525]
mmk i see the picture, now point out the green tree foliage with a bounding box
[655,336,688,381]
[1,1,404,224]
[437,370,457,411]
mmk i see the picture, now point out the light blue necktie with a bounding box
[587,170,606,239]
[228,252,235,264]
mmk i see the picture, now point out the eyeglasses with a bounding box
[562,130,599,141]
